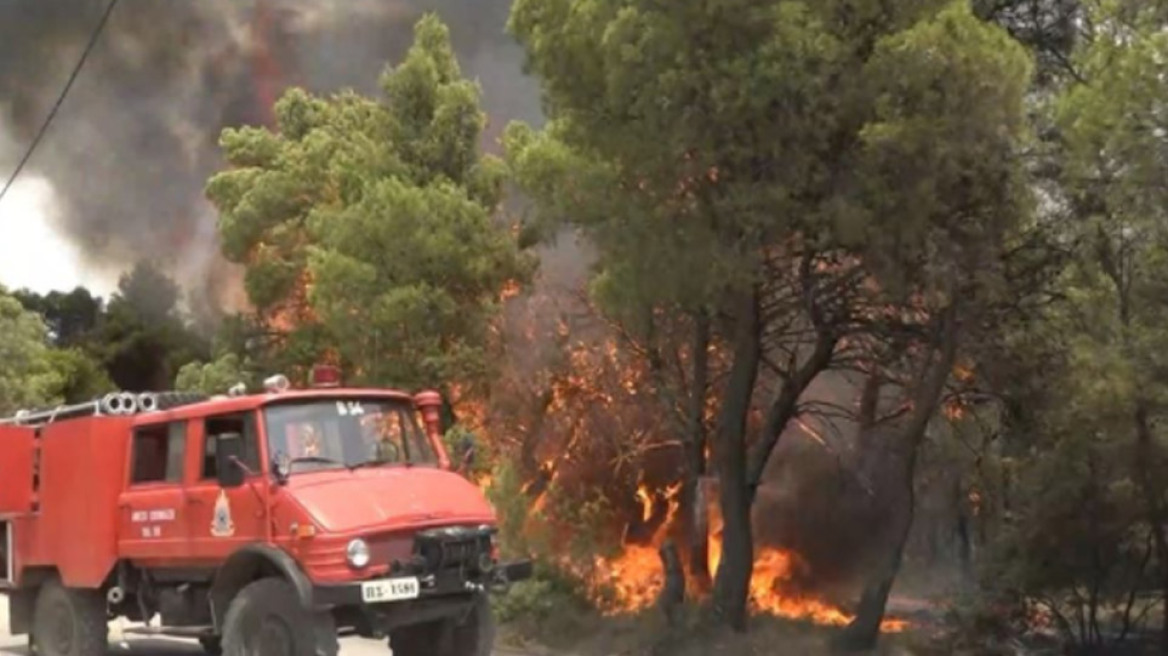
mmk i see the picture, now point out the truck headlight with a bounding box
[346,538,370,568]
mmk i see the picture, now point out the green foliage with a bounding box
[981,434,1155,647]
[543,481,623,563]
[491,568,599,650]
[992,440,1143,590]
[506,0,1033,312]
[12,286,102,348]
[484,460,549,560]
[486,462,602,643]
[966,4,1168,649]
[90,262,210,391]
[206,13,534,389]
[492,567,594,626]
[0,288,63,414]
[12,264,209,398]
[174,352,252,396]
[441,423,495,480]
[45,348,115,404]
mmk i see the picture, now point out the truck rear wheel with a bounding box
[30,580,108,656]
[389,593,495,656]
[221,578,338,656]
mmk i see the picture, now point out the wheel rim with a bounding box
[47,599,75,655]
[255,614,295,656]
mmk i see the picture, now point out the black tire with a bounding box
[388,620,442,655]
[389,593,495,656]
[199,636,223,655]
[449,593,496,656]
[30,580,108,656]
[221,578,338,656]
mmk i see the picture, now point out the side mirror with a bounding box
[216,432,246,488]
[272,451,292,486]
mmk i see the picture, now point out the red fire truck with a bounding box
[0,366,530,656]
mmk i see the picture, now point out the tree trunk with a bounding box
[711,288,762,632]
[838,471,916,651]
[745,328,836,506]
[683,312,712,587]
[658,539,686,626]
[1100,228,1168,653]
[1133,402,1168,654]
[836,308,958,652]
[956,508,972,580]
[437,384,458,431]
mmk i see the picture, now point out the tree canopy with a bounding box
[204,13,535,390]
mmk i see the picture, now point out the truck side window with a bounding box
[132,423,185,484]
[202,413,261,479]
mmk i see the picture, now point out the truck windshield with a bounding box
[262,399,437,474]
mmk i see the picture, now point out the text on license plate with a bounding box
[360,577,420,604]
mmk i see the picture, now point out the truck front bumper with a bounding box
[313,559,533,608]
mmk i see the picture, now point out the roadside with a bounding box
[0,596,419,656]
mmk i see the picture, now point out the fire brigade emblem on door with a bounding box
[211,490,235,537]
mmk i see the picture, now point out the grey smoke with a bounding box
[0,0,543,310]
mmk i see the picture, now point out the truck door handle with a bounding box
[186,497,205,504]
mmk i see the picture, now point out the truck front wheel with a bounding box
[30,580,108,656]
[389,593,496,656]
[199,636,223,655]
[221,578,338,656]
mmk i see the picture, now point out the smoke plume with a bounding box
[0,0,542,311]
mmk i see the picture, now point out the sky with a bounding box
[0,0,541,304]
[0,175,117,296]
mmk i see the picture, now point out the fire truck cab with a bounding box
[0,368,530,656]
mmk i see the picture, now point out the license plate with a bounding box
[360,577,420,604]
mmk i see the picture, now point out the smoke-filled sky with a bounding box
[0,0,542,306]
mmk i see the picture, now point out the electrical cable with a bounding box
[0,0,119,208]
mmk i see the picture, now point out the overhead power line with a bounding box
[0,0,119,209]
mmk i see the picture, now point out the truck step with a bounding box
[123,625,214,639]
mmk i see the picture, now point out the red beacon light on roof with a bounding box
[311,364,342,388]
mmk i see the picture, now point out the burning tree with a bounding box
[201,13,535,392]
[505,0,1033,638]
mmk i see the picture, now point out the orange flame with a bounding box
[463,277,911,633]
[707,536,906,632]
[943,398,967,421]
[563,484,907,632]
[636,484,653,523]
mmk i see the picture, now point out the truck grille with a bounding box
[414,525,494,573]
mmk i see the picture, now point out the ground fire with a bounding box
[576,483,909,632]
[462,283,915,634]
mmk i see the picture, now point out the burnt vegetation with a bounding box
[7,0,1168,654]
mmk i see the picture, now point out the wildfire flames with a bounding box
[472,286,909,633]
[575,484,908,633]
